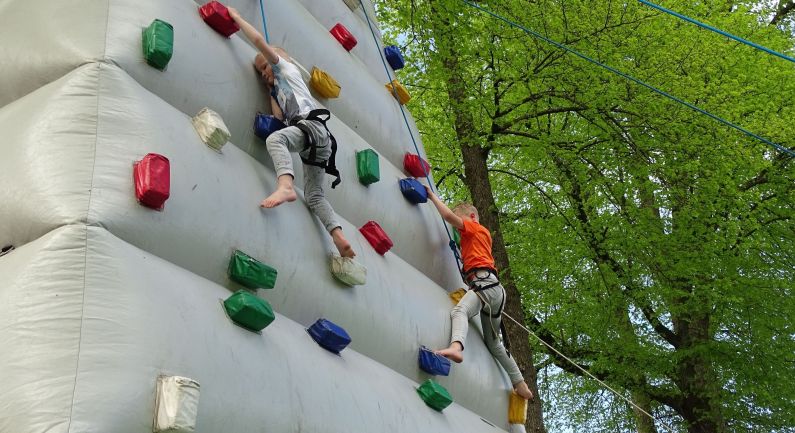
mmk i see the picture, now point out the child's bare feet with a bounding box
[436,342,464,363]
[331,228,355,258]
[513,381,534,401]
[260,176,297,208]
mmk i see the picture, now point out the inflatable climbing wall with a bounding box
[0,1,521,431]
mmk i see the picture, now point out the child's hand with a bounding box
[227,6,240,20]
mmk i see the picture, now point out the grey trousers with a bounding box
[450,274,524,385]
[265,123,341,233]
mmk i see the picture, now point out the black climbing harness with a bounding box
[291,108,341,188]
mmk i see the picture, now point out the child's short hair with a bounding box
[453,202,478,219]
[254,47,292,66]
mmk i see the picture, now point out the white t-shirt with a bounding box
[271,56,318,123]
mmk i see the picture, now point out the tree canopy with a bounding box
[375,1,795,432]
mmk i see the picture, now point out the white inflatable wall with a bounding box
[0,1,516,432]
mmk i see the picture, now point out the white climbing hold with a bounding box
[191,107,230,152]
[153,375,201,433]
[330,254,367,286]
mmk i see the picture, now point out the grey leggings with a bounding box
[265,124,340,233]
[450,274,524,385]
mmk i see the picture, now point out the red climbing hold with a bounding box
[359,221,393,255]
[133,153,170,210]
[403,153,431,178]
[199,1,240,38]
[330,23,357,51]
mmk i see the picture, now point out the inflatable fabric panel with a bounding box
[0,0,519,429]
[0,62,511,424]
[0,225,510,432]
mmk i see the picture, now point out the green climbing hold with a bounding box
[142,19,174,70]
[452,227,460,247]
[228,249,278,289]
[356,149,380,185]
[223,290,275,332]
[416,379,453,411]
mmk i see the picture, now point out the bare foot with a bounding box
[435,342,464,363]
[260,185,297,208]
[331,228,356,258]
[513,381,534,401]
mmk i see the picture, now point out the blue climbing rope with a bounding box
[638,0,795,65]
[258,0,270,43]
[356,0,465,272]
[458,0,795,158]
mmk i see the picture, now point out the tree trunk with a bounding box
[428,3,546,431]
[674,308,727,433]
[631,391,659,433]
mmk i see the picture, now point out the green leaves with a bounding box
[376,0,795,431]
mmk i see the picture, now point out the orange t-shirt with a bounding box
[459,219,496,273]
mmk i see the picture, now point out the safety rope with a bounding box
[258,0,270,43]
[357,0,466,273]
[638,0,795,65]
[459,0,795,158]
[501,312,678,433]
[358,2,690,430]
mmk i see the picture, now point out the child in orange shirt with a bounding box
[426,187,533,400]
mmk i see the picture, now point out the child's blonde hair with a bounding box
[452,202,478,219]
[254,47,292,66]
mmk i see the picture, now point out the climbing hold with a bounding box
[198,1,240,38]
[228,249,278,289]
[356,149,380,185]
[399,178,428,204]
[418,346,451,376]
[508,390,528,424]
[153,375,200,433]
[0,245,14,258]
[192,107,230,152]
[509,424,528,433]
[359,221,393,255]
[330,23,357,51]
[142,19,174,71]
[309,67,341,99]
[384,45,405,70]
[452,227,461,248]
[448,288,466,305]
[133,153,170,210]
[403,153,431,178]
[385,79,410,105]
[416,379,453,411]
[307,318,351,354]
[330,254,367,286]
[253,113,286,140]
[223,290,276,332]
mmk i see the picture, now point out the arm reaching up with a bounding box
[425,186,464,230]
[227,7,280,64]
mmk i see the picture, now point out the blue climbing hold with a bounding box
[253,113,286,140]
[399,178,428,204]
[418,346,451,376]
[384,45,405,70]
[307,318,352,354]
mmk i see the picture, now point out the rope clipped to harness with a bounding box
[466,268,511,353]
[292,108,342,188]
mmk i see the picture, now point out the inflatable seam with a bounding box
[65,225,90,433]
[66,4,106,419]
